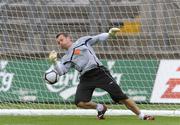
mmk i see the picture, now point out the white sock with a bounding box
[138,112,145,120]
[96,104,104,112]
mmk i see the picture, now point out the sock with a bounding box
[96,104,104,112]
[138,112,145,120]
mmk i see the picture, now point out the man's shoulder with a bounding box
[74,35,92,46]
[61,51,73,62]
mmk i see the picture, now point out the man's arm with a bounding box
[88,33,109,45]
[54,62,70,76]
[88,28,120,45]
[48,50,71,76]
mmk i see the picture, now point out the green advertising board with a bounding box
[0,59,158,103]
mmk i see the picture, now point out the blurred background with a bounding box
[0,0,180,59]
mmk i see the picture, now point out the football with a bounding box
[44,69,59,84]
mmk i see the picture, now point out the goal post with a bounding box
[0,0,180,116]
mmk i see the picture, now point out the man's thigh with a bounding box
[75,83,95,105]
[97,80,128,102]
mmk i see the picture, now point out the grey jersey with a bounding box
[54,33,109,76]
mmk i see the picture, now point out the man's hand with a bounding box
[48,50,57,64]
[108,28,120,37]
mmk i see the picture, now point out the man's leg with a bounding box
[75,83,107,119]
[76,101,97,109]
[95,70,155,120]
[76,101,107,119]
[119,98,155,120]
[119,98,140,115]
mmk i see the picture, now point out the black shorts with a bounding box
[75,66,128,105]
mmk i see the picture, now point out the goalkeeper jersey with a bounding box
[54,33,109,76]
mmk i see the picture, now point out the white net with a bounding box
[0,0,180,115]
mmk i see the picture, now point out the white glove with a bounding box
[108,28,120,37]
[48,50,57,64]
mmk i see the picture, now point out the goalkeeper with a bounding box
[49,28,154,120]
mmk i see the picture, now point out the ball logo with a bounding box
[46,61,122,100]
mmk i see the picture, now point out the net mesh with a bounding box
[0,0,180,111]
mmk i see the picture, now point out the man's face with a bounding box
[56,35,71,50]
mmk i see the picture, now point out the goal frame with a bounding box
[1,109,180,116]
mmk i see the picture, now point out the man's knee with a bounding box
[119,98,135,105]
[119,98,128,104]
[75,99,85,107]
[75,101,87,108]
[75,101,82,107]
[112,96,129,104]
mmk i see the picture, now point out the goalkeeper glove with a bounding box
[108,28,120,37]
[48,50,57,64]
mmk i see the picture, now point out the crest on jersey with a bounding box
[74,49,81,55]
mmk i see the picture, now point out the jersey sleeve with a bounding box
[87,33,109,45]
[54,54,72,76]
[54,61,71,76]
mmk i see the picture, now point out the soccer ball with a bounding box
[44,69,59,84]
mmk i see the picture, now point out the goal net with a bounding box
[0,0,180,116]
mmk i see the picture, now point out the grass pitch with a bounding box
[0,116,179,125]
[0,103,180,125]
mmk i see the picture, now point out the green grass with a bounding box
[0,103,179,125]
[1,103,180,110]
[0,116,179,125]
